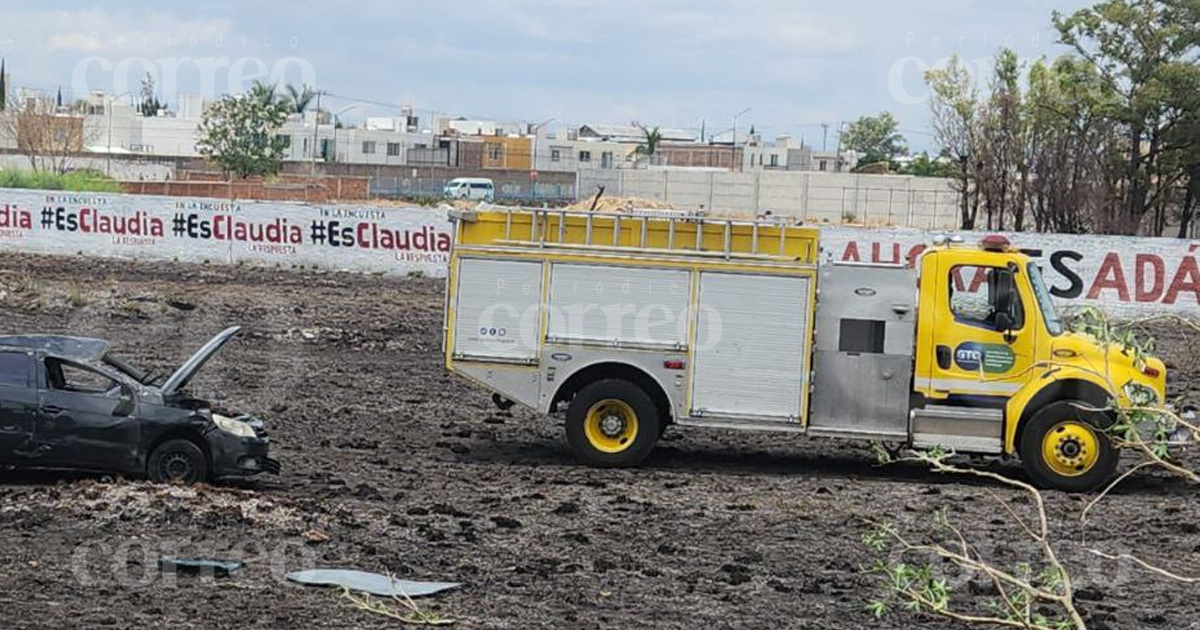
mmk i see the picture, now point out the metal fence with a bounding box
[835,187,962,229]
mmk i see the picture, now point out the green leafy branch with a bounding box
[864,449,1086,630]
[1063,305,1157,367]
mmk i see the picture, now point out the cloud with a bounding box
[42,11,233,54]
[0,0,1096,152]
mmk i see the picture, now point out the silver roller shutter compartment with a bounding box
[691,273,810,420]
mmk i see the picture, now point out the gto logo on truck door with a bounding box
[954,342,1016,374]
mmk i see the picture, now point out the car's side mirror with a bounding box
[114,386,136,416]
[994,312,1016,344]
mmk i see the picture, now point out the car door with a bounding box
[0,350,38,464]
[36,358,140,472]
[927,255,1039,399]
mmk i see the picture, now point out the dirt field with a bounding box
[0,252,1196,630]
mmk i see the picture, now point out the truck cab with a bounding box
[816,234,1166,491]
[443,209,1166,492]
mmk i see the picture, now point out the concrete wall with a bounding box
[123,173,370,202]
[0,153,176,180]
[578,169,960,228]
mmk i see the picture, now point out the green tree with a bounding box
[899,152,954,177]
[926,57,982,229]
[1168,96,1200,237]
[977,49,1026,231]
[841,112,908,166]
[1054,0,1200,234]
[196,91,291,178]
[249,80,280,107]
[284,83,316,114]
[635,125,663,158]
[139,72,163,117]
[0,58,6,111]
[1024,56,1122,234]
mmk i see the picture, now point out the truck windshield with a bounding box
[1027,262,1063,336]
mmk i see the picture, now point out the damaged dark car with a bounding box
[0,326,279,483]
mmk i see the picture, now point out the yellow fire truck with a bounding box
[442,208,1166,491]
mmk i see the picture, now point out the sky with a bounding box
[0,0,1095,152]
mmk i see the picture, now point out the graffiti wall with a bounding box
[822,227,1200,317]
[2,188,1199,317]
[0,188,451,277]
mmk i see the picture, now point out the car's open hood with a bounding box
[160,326,241,396]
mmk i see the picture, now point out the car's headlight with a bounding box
[213,413,257,438]
[1123,382,1159,406]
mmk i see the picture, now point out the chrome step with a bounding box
[910,405,1003,454]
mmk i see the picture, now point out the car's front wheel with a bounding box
[148,439,209,484]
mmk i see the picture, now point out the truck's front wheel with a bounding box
[1019,399,1118,492]
[566,379,661,467]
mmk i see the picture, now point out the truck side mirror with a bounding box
[994,312,1016,344]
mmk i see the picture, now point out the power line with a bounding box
[322,92,405,111]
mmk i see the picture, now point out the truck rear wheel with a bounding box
[566,379,661,467]
[1019,399,1118,493]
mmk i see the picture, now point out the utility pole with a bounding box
[331,105,355,164]
[310,90,323,175]
[732,108,750,172]
[105,92,130,178]
[821,122,829,151]
[834,121,846,172]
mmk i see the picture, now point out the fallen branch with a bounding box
[1086,549,1200,585]
[338,585,455,626]
[864,450,1087,630]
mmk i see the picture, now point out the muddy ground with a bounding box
[0,252,1197,630]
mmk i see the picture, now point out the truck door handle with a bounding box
[936,346,952,370]
[40,405,64,415]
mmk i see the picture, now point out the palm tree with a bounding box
[635,125,663,158]
[249,80,279,107]
[285,83,316,114]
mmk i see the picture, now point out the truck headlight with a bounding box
[214,414,257,438]
[1123,382,1159,406]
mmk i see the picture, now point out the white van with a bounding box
[443,178,495,202]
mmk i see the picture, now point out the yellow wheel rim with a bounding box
[1041,421,1100,477]
[584,399,639,454]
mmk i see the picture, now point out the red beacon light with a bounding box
[980,234,1011,252]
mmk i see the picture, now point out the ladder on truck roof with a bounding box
[451,207,819,264]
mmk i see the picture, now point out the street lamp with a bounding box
[105,91,130,178]
[732,108,751,172]
[331,105,355,163]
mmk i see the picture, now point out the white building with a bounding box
[742,133,859,173]
[68,93,444,167]
[437,118,523,137]
[533,127,635,172]
[578,124,697,144]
